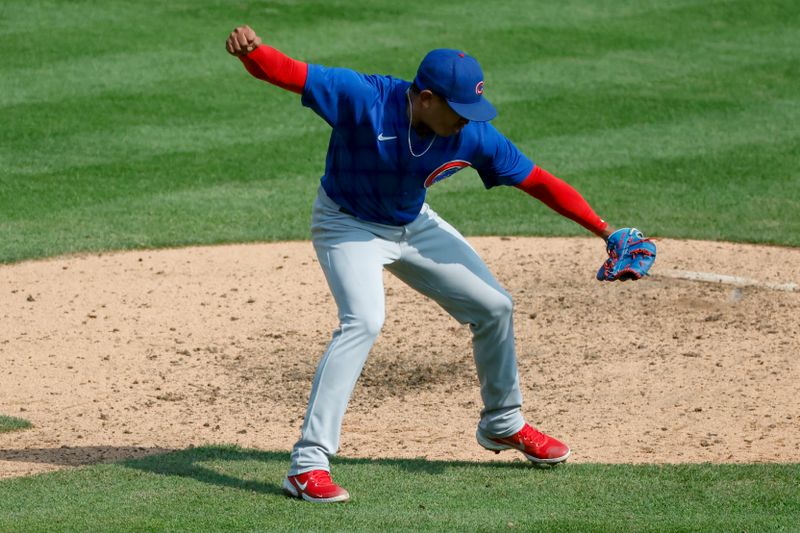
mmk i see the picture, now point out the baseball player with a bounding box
[227,25,618,503]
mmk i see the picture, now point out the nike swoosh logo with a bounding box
[297,480,309,491]
[377,133,397,141]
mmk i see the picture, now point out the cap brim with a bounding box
[448,98,497,122]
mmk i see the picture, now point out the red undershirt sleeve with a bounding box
[238,45,308,94]
[515,165,608,236]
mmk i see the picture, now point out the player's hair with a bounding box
[409,82,421,95]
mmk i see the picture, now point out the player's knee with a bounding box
[481,291,513,323]
[347,313,384,338]
[362,314,385,337]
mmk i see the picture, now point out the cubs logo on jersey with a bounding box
[424,160,471,188]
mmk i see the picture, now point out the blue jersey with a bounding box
[301,64,534,226]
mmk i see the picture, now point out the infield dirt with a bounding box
[1,237,798,478]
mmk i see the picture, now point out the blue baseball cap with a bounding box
[414,48,497,122]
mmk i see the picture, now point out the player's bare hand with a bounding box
[226,25,262,57]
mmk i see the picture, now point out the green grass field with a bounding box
[0,446,798,532]
[2,0,799,530]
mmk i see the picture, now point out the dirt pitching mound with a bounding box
[1,237,798,478]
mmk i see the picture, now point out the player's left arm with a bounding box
[474,124,614,240]
[515,165,659,281]
[510,163,661,281]
[476,125,655,280]
[515,165,615,239]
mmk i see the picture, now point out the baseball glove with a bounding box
[596,227,657,281]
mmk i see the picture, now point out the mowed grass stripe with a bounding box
[0,114,323,177]
[0,144,322,261]
[1,125,325,208]
[0,74,310,150]
[495,26,799,105]
[0,447,797,532]
[576,140,800,245]
[0,0,148,35]
[515,98,799,174]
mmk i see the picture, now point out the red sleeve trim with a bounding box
[515,166,608,236]
[239,45,308,94]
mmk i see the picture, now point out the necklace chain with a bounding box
[406,89,436,158]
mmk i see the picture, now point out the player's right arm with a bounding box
[226,26,382,128]
[226,25,308,94]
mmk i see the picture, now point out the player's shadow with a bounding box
[121,446,556,496]
[0,445,555,496]
[122,446,285,495]
[0,445,281,496]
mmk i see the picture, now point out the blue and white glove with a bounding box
[597,228,657,281]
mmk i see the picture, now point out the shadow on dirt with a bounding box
[0,445,176,467]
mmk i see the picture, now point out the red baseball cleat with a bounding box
[282,470,350,503]
[477,423,571,464]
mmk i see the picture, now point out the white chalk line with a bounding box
[653,270,799,292]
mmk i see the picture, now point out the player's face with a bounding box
[420,92,469,136]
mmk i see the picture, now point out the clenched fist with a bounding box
[226,25,263,56]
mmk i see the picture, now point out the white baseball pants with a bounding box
[288,187,525,475]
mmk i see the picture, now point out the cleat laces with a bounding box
[518,425,548,449]
[308,470,333,487]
